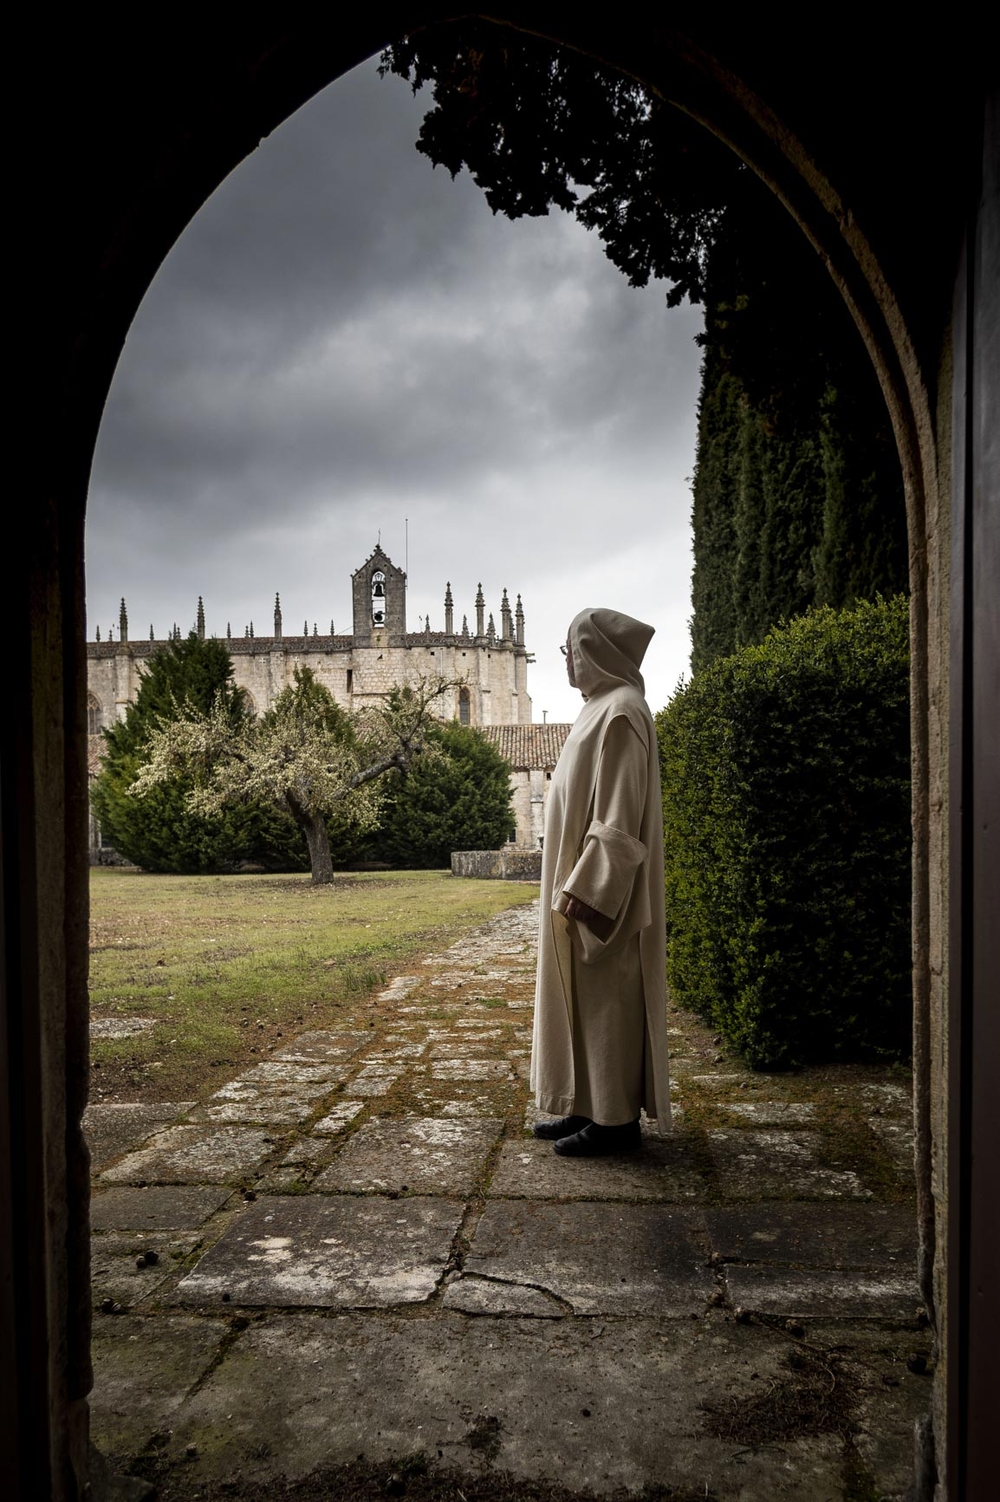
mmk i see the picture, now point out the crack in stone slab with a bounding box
[443,1270,574,1317]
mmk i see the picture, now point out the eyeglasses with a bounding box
[559,645,568,656]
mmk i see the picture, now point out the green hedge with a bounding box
[657,595,911,1069]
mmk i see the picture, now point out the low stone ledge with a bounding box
[451,848,542,881]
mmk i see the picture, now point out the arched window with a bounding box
[87,694,102,735]
[458,687,471,726]
[242,690,257,716]
[371,570,386,626]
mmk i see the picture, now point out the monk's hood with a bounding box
[569,608,654,699]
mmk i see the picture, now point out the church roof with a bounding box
[86,631,524,656]
[478,723,571,771]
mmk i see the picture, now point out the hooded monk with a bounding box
[529,607,671,1156]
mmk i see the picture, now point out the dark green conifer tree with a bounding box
[370,721,514,869]
[689,191,908,669]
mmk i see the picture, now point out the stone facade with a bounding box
[87,546,532,730]
[87,546,567,854]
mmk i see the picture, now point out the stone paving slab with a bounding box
[489,1134,704,1201]
[90,1017,157,1039]
[313,1117,502,1195]
[431,1058,515,1081]
[90,1313,229,1458]
[172,1194,463,1307]
[375,976,420,1002]
[704,1203,917,1268]
[91,1231,203,1305]
[84,1102,196,1170]
[868,1117,915,1176]
[100,1125,277,1185]
[688,1072,753,1090]
[189,1095,317,1126]
[725,1265,921,1319]
[414,1079,518,1108]
[438,1098,498,1118]
[311,1100,365,1135]
[719,1101,819,1125]
[277,1136,335,1168]
[240,1059,348,1085]
[263,1166,324,1192]
[860,1082,912,1114]
[273,1030,368,1062]
[429,1039,504,1057]
[90,1184,231,1231]
[707,1129,872,1199]
[350,1064,403,1096]
[461,1200,711,1315]
[155,1312,848,1500]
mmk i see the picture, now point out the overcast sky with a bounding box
[86,56,705,723]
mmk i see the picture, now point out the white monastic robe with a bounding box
[529,608,671,1132]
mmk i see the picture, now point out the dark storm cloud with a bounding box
[87,57,705,719]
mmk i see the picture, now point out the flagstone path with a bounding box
[88,900,930,1501]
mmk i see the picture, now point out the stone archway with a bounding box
[6,14,993,1500]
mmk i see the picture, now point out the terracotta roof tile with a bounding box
[478,723,572,770]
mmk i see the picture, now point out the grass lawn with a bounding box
[89,868,538,1102]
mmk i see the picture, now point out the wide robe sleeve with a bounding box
[560,714,649,941]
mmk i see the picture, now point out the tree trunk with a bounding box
[302,813,334,885]
[286,792,334,884]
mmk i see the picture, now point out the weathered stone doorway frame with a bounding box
[3,14,994,1500]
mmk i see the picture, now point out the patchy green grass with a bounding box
[89,868,537,1100]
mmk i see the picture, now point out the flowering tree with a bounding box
[130,667,455,884]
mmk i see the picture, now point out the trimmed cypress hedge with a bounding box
[657,596,911,1069]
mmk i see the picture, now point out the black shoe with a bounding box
[553,1119,641,1157]
[532,1114,592,1141]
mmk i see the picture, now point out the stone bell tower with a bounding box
[351,544,407,644]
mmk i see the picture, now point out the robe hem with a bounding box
[535,1091,576,1116]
